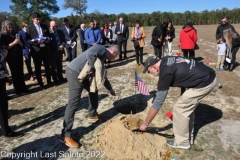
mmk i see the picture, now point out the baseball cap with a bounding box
[143,56,161,73]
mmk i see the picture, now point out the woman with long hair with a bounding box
[0,20,28,96]
[163,20,175,56]
[131,20,146,66]
[223,28,240,71]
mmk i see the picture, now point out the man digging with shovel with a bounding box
[139,56,217,149]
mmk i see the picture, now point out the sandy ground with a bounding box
[1,24,240,160]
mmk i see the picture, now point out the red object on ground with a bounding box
[206,57,211,64]
[166,111,173,120]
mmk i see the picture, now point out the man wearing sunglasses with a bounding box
[216,16,235,43]
[139,55,217,149]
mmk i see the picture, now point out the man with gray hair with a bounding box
[78,23,87,52]
[115,17,129,60]
[60,44,119,148]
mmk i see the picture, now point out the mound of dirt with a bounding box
[93,115,168,160]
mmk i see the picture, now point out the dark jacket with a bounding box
[0,33,23,59]
[19,29,31,59]
[78,29,86,44]
[47,29,66,53]
[100,29,113,44]
[115,23,129,42]
[60,24,77,48]
[26,23,50,53]
[151,24,166,46]
[0,51,7,79]
[166,27,175,42]
[216,22,235,39]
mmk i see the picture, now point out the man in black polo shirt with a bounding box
[139,56,217,149]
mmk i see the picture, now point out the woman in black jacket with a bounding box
[0,49,24,137]
[100,22,113,45]
[0,20,28,96]
[223,28,240,71]
[163,20,175,57]
[151,22,167,58]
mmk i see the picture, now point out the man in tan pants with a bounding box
[140,56,217,149]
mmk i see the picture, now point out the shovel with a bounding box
[132,128,145,132]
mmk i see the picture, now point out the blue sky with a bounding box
[1,0,239,17]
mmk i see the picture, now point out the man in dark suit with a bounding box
[26,12,52,90]
[115,17,129,60]
[60,18,77,62]
[48,21,66,85]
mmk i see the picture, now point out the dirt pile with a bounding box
[93,115,168,160]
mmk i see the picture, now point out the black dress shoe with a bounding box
[5,131,24,138]
[229,64,234,71]
[40,85,45,91]
[59,78,67,82]
[224,64,229,70]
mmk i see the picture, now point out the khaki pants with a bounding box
[163,40,173,57]
[216,55,225,69]
[173,77,217,146]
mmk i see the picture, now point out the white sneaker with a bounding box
[167,139,190,149]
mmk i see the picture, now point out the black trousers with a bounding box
[49,51,64,83]
[118,40,127,59]
[7,57,27,94]
[32,47,51,86]
[153,45,163,58]
[66,45,77,62]
[80,43,88,53]
[0,77,11,136]
[230,46,239,64]
[182,49,195,59]
[24,54,34,78]
[112,40,117,45]
[135,47,143,64]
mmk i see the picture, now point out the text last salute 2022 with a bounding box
[1,150,106,159]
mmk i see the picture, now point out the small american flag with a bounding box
[135,73,150,95]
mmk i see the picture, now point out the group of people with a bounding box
[78,17,129,64]
[215,16,240,72]
[0,13,239,154]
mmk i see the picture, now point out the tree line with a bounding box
[1,2,240,31]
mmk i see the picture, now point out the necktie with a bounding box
[54,31,61,46]
[92,29,96,42]
[120,24,123,33]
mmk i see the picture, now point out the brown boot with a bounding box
[59,137,80,148]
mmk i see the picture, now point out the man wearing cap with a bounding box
[60,18,77,62]
[139,56,217,149]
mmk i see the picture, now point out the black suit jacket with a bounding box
[26,23,50,53]
[47,29,66,53]
[60,24,77,48]
[115,23,129,42]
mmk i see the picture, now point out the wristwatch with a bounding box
[144,121,149,127]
